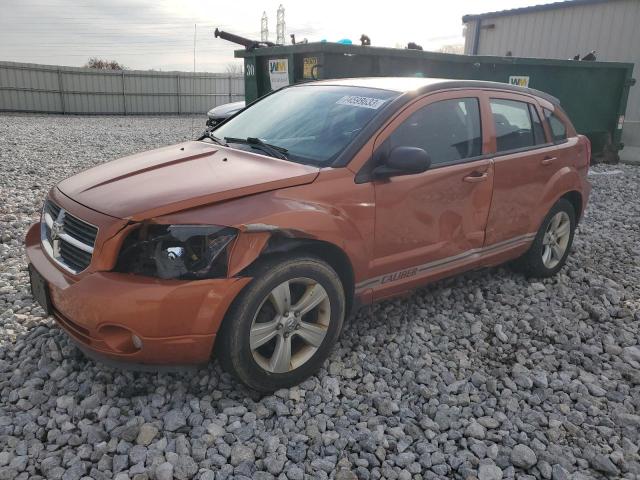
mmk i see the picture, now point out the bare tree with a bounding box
[225,62,243,75]
[84,57,126,70]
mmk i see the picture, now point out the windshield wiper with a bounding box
[224,136,288,160]
[198,130,227,146]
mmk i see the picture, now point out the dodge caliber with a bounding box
[26,78,591,391]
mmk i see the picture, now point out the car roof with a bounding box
[306,77,560,105]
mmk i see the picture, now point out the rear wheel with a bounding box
[217,255,345,392]
[513,198,576,278]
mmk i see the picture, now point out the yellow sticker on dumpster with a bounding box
[303,57,319,79]
[268,59,289,90]
[509,76,530,87]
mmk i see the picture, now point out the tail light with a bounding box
[577,135,591,168]
[585,136,592,166]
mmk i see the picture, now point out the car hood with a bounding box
[57,141,319,220]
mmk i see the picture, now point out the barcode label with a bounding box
[336,95,386,109]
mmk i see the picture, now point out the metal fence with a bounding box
[0,61,245,115]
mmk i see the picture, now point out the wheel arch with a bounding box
[561,190,583,222]
[536,167,584,230]
[239,235,356,318]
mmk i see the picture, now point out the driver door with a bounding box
[370,91,494,300]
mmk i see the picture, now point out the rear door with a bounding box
[370,91,493,299]
[483,92,567,246]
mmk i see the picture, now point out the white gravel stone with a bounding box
[135,423,158,445]
[479,463,504,480]
[205,422,225,438]
[511,444,537,469]
[155,462,173,480]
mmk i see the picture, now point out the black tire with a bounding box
[513,198,576,278]
[216,255,345,392]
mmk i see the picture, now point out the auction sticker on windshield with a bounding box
[336,95,386,109]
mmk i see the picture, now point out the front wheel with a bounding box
[513,198,576,278]
[216,255,345,392]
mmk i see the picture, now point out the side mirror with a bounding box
[373,146,431,179]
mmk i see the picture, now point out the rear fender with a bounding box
[535,166,581,229]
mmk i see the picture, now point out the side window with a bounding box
[387,98,482,166]
[490,99,536,152]
[544,108,568,142]
[529,104,547,145]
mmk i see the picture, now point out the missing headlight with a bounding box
[115,224,237,280]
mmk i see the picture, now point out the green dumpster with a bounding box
[234,42,635,161]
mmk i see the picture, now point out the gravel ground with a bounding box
[1,114,640,480]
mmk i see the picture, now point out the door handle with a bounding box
[541,156,557,166]
[463,172,488,183]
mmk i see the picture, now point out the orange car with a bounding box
[26,78,591,391]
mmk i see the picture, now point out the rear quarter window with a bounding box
[544,108,568,143]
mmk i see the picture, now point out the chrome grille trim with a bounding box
[40,200,98,274]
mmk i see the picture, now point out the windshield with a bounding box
[211,85,399,166]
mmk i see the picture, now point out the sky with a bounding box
[0,0,558,72]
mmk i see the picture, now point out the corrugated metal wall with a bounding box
[0,61,245,115]
[463,0,639,148]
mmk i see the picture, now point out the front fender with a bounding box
[224,198,372,280]
[153,169,375,283]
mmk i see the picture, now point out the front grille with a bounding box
[40,200,98,274]
[60,241,93,272]
[45,201,61,219]
[63,213,98,245]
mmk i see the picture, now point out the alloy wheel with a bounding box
[249,277,331,373]
[542,211,571,269]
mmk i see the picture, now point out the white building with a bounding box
[463,0,639,161]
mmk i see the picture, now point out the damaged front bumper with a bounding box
[26,222,251,365]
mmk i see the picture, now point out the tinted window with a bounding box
[213,85,398,166]
[490,99,536,152]
[544,108,568,142]
[387,98,482,165]
[529,104,547,145]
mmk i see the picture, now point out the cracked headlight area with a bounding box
[115,225,237,280]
